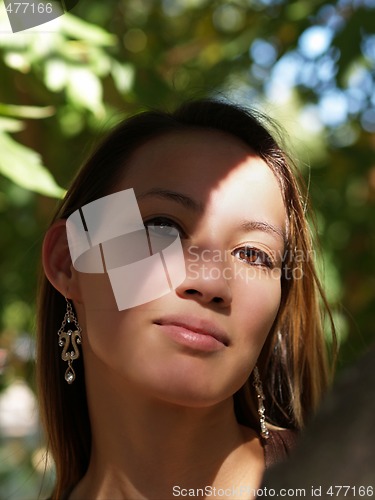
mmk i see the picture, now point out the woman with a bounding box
[38,99,336,499]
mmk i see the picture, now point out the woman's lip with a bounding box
[153,316,229,350]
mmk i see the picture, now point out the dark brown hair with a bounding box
[37,99,336,497]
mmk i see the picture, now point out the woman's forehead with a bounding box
[122,128,267,188]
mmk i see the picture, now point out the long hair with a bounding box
[36,99,336,497]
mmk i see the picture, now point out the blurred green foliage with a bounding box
[0,0,374,497]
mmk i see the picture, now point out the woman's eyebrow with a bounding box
[137,188,204,213]
[239,219,286,245]
[138,189,285,242]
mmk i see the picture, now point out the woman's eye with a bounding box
[144,217,186,238]
[232,246,273,268]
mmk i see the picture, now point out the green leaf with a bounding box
[0,117,24,133]
[0,132,66,198]
[66,68,103,115]
[61,13,117,46]
[0,103,55,119]
[111,61,135,94]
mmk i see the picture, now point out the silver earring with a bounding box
[253,365,270,440]
[58,299,82,384]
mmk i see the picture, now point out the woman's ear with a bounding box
[42,219,81,301]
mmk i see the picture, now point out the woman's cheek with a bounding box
[233,271,282,342]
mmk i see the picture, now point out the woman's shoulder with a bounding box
[263,426,299,469]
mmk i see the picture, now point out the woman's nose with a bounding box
[175,247,232,307]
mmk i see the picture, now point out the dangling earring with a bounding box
[253,365,270,440]
[58,298,82,384]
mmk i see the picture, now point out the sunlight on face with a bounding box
[75,130,286,407]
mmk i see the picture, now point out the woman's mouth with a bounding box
[153,316,229,352]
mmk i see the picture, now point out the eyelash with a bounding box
[143,216,187,238]
[232,246,274,269]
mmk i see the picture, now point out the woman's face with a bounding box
[75,130,286,407]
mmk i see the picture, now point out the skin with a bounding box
[44,130,286,499]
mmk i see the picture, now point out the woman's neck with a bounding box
[69,364,264,499]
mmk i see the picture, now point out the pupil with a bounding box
[246,249,257,263]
